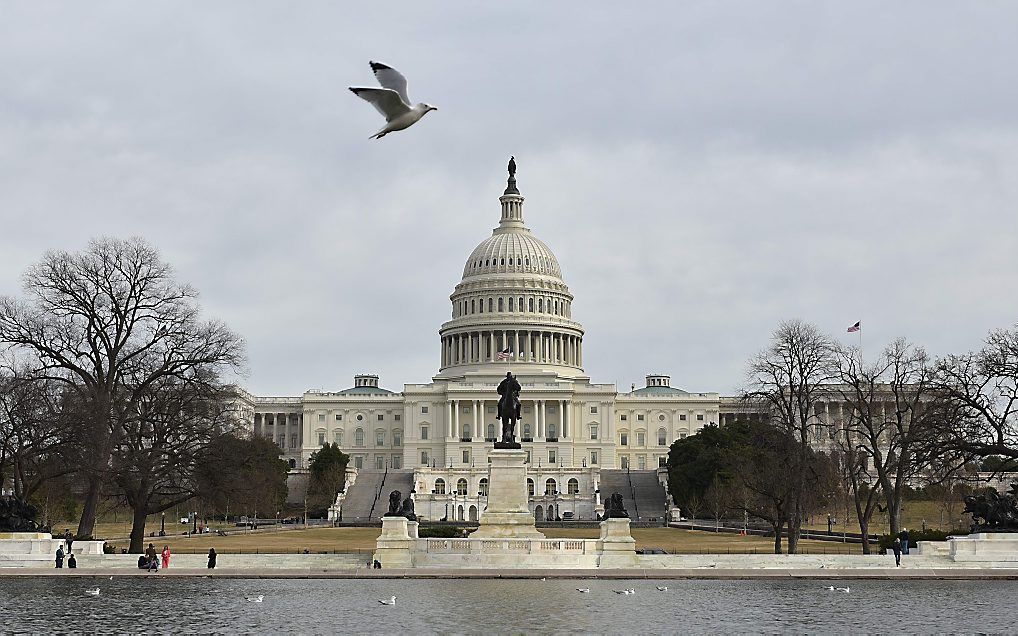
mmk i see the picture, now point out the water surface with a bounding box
[0,577,1014,634]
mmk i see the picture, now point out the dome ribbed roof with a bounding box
[462,230,562,279]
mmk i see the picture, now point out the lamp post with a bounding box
[192,511,197,534]
[160,512,165,537]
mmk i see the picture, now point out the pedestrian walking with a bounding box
[161,545,171,569]
[55,546,64,569]
[892,537,902,567]
[899,528,910,555]
[63,529,74,554]
[207,548,217,569]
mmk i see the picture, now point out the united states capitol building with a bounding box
[236,160,769,522]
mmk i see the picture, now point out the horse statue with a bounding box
[496,371,522,448]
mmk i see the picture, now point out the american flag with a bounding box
[847,321,861,333]
[496,347,512,361]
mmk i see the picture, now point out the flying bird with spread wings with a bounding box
[349,61,437,139]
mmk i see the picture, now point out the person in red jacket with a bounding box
[161,545,171,569]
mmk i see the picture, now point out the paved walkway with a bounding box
[2,567,1017,580]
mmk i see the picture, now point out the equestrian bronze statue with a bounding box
[495,371,522,449]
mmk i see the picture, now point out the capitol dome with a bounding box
[437,158,585,377]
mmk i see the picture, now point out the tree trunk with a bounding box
[787,516,801,554]
[859,518,871,554]
[128,504,148,554]
[772,521,784,554]
[76,477,102,539]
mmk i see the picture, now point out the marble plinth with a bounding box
[470,449,545,539]
[372,517,414,568]
[596,518,639,568]
[948,532,1018,562]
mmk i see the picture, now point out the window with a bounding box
[680,414,687,421]
[498,298,504,311]
[462,449,470,464]
[518,297,523,312]
[394,414,401,421]
[620,414,627,421]
[456,478,468,496]
[590,406,598,414]
[545,479,556,495]
[317,432,325,446]
[334,430,344,445]
[471,299,475,313]
[393,430,402,447]
[488,298,493,312]
[487,406,496,413]
[354,456,363,469]
[538,298,544,312]
[620,456,629,469]
[637,432,646,446]
[377,414,384,421]
[590,451,598,465]
[590,425,598,440]
[680,432,687,439]
[434,478,446,495]
[392,455,402,469]
[336,414,342,421]
[637,414,644,421]
[487,423,495,440]
[421,426,428,440]
[567,478,579,494]
[318,414,325,422]
[523,424,532,439]
[658,429,667,446]
[421,450,430,465]
[659,414,666,421]
[549,449,557,464]
[375,431,384,446]
[697,414,704,421]
[357,414,363,421]
[376,455,384,469]
[508,297,514,311]
[355,429,364,446]
[462,423,471,439]
[658,456,667,468]
[528,298,534,312]
[479,478,488,497]
[638,455,646,470]
[525,450,531,464]
[547,423,557,439]
[527,478,535,496]
[289,458,296,469]
[620,432,628,446]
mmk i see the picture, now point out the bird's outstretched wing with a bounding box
[370,61,410,105]
[348,87,411,121]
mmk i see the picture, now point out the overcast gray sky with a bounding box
[2,1,1016,396]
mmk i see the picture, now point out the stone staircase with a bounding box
[338,469,414,523]
[599,470,668,525]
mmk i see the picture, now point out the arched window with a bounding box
[485,259,490,266]
[334,429,344,445]
[554,300,559,314]
[545,478,557,496]
[508,297,514,311]
[487,423,495,440]
[355,428,364,446]
[567,478,579,494]
[471,299,476,313]
[434,478,446,495]
[518,297,524,312]
[479,300,483,313]
[393,429,402,447]
[658,428,667,446]
[498,297,504,312]
[500,257,505,266]
[528,298,534,312]
[456,478,468,496]
[527,478,535,496]
[525,257,530,266]
[488,298,493,312]
[547,423,557,439]
[538,298,544,312]
[479,478,489,496]
[523,423,532,439]
[375,430,385,446]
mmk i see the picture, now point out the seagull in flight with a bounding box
[379,596,397,606]
[349,61,437,139]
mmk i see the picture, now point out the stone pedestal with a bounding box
[372,516,414,568]
[948,532,1018,563]
[596,518,638,568]
[471,449,545,539]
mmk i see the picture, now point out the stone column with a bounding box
[472,400,478,440]
[488,332,494,362]
[453,400,460,441]
[540,400,547,439]
[513,331,520,359]
[446,401,454,440]
[559,400,565,440]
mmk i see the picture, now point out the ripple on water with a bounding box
[1,577,1017,634]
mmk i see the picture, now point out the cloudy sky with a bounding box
[1,2,1016,396]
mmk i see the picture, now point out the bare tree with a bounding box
[0,238,244,537]
[836,338,959,538]
[935,325,1018,461]
[703,475,731,532]
[115,374,239,553]
[746,320,837,552]
[0,365,75,508]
